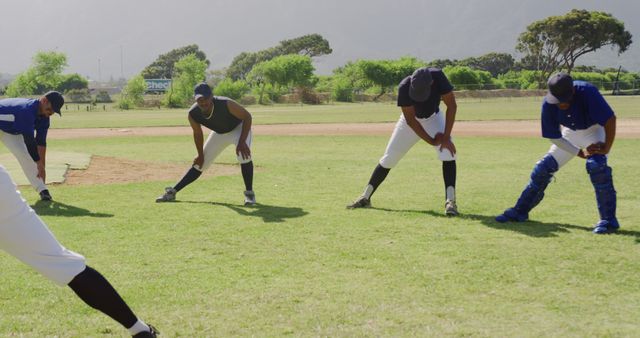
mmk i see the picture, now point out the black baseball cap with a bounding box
[44,91,64,115]
[409,67,433,102]
[545,73,574,104]
[193,82,213,100]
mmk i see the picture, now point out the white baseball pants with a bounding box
[548,124,606,168]
[0,165,85,286]
[201,122,253,171]
[0,130,47,193]
[379,111,456,169]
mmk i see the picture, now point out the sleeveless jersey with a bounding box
[188,96,241,134]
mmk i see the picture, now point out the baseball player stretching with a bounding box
[0,92,61,201]
[0,166,158,337]
[496,73,620,234]
[156,82,256,205]
[347,67,459,216]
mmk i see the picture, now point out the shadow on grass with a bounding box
[30,200,114,218]
[370,207,640,242]
[179,200,308,223]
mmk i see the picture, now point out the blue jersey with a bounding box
[0,98,46,161]
[541,81,614,139]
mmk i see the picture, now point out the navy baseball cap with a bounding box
[409,67,433,102]
[194,82,213,100]
[545,73,574,104]
[44,91,64,115]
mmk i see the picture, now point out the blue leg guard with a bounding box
[586,155,619,234]
[496,154,558,223]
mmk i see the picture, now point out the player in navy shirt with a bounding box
[0,91,62,201]
[347,67,460,215]
[496,73,620,234]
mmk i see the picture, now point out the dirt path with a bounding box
[47,120,640,139]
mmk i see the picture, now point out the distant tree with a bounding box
[214,79,250,100]
[248,54,314,104]
[461,52,515,77]
[6,51,68,96]
[65,88,92,103]
[227,34,331,80]
[516,9,632,87]
[162,54,208,108]
[141,44,209,79]
[357,57,425,100]
[117,74,146,109]
[443,65,494,90]
[426,58,458,70]
[57,73,89,93]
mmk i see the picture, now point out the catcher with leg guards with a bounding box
[0,91,62,201]
[0,165,158,337]
[156,82,256,205]
[496,73,620,234]
[347,67,459,215]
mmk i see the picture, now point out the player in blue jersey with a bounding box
[0,92,61,201]
[156,82,256,205]
[496,73,620,234]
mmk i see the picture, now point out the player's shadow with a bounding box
[372,207,640,242]
[31,200,114,218]
[179,201,308,223]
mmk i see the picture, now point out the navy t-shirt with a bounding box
[541,81,615,139]
[397,68,454,118]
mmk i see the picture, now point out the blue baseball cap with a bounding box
[409,67,433,102]
[545,73,574,104]
[193,82,213,99]
[44,91,64,115]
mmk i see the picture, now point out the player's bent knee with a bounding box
[586,154,612,184]
[531,154,558,182]
[379,156,399,169]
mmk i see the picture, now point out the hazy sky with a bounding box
[1,0,638,81]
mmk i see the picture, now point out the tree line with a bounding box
[2,9,635,108]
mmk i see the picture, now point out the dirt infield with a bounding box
[50,120,639,186]
[63,155,241,185]
[47,120,640,139]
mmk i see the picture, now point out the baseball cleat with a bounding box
[244,190,256,206]
[445,199,458,216]
[592,219,619,234]
[495,208,528,223]
[155,187,177,202]
[132,324,159,337]
[39,189,53,201]
[346,196,371,209]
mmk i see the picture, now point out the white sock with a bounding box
[363,184,374,199]
[128,319,150,335]
[446,186,455,201]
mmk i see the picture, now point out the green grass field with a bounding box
[0,99,639,337]
[51,95,640,129]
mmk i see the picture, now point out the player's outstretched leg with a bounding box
[68,266,159,337]
[241,161,256,205]
[156,165,203,202]
[496,154,558,222]
[586,155,619,234]
[347,164,390,209]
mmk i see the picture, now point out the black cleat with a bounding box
[39,189,52,201]
[133,324,159,337]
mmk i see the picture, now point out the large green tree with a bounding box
[516,9,632,87]
[227,34,331,80]
[141,44,209,79]
[460,52,515,77]
[5,51,68,96]
[356,57,425,101]
[162,54,208,108]
[248,54,315,104]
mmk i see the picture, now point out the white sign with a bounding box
[145,79,171,92]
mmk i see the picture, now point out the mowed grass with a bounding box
[0,133,638,337]
[50,95,640,129]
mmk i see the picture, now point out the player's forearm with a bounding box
[193,133,205,156]
[443,107,456,138]
[239,115,252,144]
[406,118,434,144]
[37,145,47,165]
[603,116,616,153]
